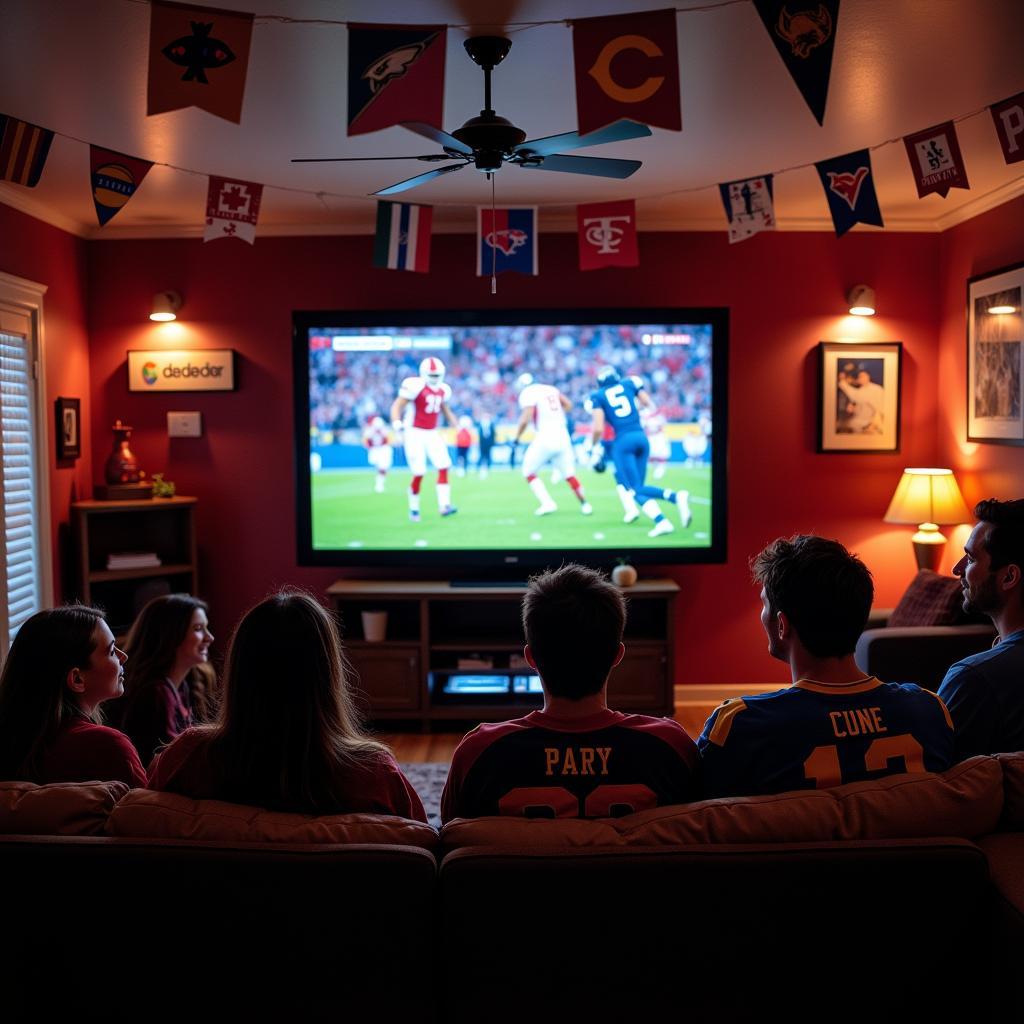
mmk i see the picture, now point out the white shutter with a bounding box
[0,327,40,646]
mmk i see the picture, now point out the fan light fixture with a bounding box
[847,285,876,316]
[883,468,970,572]
[149,291,182,322]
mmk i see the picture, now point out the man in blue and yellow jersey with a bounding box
[699,535,954,798]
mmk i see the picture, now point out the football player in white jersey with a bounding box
[640,405,670,480]
[512,373,592,517]
[362,415,393,493]
[390,356,458,521]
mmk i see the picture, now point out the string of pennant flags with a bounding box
[2,0,1024,275]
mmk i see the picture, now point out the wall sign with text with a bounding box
[127,349,236,392]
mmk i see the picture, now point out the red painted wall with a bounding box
[85,229,942,686]
[0,204,92,601]
[937,195,1024,548]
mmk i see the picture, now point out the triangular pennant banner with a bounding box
[990,92,1024,165]
[347,24,446,136]
[204,176,263,243]
[903,121,970,198]
[814,149,883,237]
[577,199,639,270]
[753,0,840,126]
[90,147,153,226]
[477,207,538,276]
[0,114,54,188]
[571,9,681,136]
[148,1,254,123]
[373,201,433,272]
[718,175,775,243]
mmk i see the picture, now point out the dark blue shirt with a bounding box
[589,376,644,435]
[937,628,1024,760]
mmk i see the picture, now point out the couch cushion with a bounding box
[106,788,438,849]
[996,752,1024,829]
[440,756,1002,849]
[0,780,128,836]
[979,833,1024,919]
[888,569,966,627]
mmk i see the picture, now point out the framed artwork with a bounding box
[967,261,1024,445]
[55,397,81,460]
[817,341,902,453]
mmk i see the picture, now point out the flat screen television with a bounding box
[293,308,727,571]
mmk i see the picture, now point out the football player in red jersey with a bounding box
[362,415,393,493]
[390,356,458,521]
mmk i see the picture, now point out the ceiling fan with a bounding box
[293,35,652,196]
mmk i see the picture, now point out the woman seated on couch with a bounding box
[147,590,426,821]
[0,606,146,787]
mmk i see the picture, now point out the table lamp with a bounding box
[883,468,971,571]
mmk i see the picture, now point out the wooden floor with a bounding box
[380,700,718,763]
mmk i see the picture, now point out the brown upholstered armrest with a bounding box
[866,607,894,628]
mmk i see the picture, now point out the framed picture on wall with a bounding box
[817,341,902,453]
[55,396,81,460]
[967,261,1024,445]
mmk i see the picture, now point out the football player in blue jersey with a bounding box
[587,366,690,538]
[698,535,954,798]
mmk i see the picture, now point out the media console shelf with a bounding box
[326,579,678,724]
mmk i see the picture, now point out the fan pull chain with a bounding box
[490,172,497,295]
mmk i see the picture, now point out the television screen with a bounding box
[293,308,727,569]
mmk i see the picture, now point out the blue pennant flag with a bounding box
[477,207,538,276]
[815,149,884,237]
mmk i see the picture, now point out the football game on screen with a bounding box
[307,321,714,553]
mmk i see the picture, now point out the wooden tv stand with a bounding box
[326,579,678,724]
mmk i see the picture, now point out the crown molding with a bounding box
[933,175,1024,231]
[0,186,87,237]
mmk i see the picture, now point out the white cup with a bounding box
[361,610,387,643]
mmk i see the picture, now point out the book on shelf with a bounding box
[106,552,162,570]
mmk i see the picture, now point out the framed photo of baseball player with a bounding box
[817,341,902,453]
[967,261,1024,445]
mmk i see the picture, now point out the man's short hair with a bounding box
[522,563,625,700]
[975,499,1024,585]
[751,535,873,659]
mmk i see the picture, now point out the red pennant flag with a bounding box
[148,1,254,123]
[572,9,681,137]
[903,121,969,198]
[990,92,1024,165]
[90,147,153,226]
[204,176,263,244]
[577,200,639,271]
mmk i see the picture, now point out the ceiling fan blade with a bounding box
[292,154,453,163]
[519,153,641,179]
[514,121,652,158]
[400,122,474,157]
[372,162,468,196]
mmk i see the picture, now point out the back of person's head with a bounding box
[975,499,1024,592]
[522,563,626,700]
[751,535,873,659]
[210,589,383,812]
[0,605,104,780]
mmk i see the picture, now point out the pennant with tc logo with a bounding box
[90,147,154,227]
[814,149,883,237]
[718,175,775,244]
[204,176,263,244]
[348,24,447,136]
[0,114,54,188]
[571,9,681,137]
[903,121,970,198]
[148,1,254,123]
[577,199,638,271]
[753,0,840,126]
[477,207,538,276]
[990,92,1024,165]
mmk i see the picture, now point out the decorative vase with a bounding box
[611,564,638,588]
[104,420,142,484]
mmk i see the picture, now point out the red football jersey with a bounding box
[399,377,452,429]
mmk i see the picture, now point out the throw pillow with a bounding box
[888,569,966,627]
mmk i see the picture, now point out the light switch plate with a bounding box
[167,411,202,437]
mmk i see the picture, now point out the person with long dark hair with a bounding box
[0,605,145,786]
[118,594,215,766]
[147,590,425,820]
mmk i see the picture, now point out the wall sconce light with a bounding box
[883,467,971,572]
[847,285,876,316]
[149,290,182,322]
[986,301,1017,315]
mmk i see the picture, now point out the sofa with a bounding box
[3,759,1022,1022]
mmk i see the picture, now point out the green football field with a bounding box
[312,463,712,552]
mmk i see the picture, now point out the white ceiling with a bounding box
[3,0,1024,238]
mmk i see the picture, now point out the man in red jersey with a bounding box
[441,564,698,821]
[390,356,458,522]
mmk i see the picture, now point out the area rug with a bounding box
[399,762,449,829]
